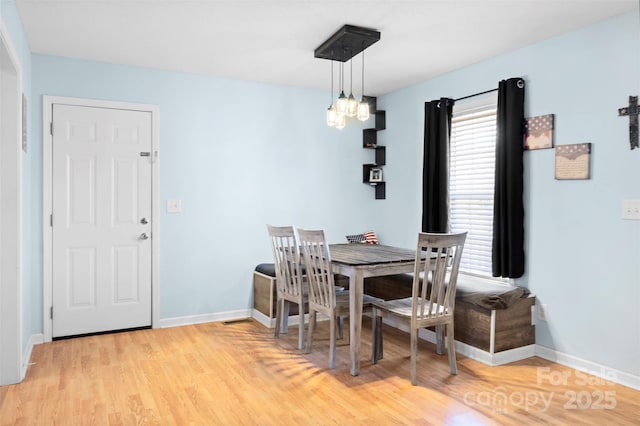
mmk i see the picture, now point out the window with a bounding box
[449,92,499,277]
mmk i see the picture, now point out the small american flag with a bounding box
[363,231,379,245]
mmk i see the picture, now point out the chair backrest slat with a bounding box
[267,225,304,298]
[412,232,467,322]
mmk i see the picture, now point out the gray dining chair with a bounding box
[266,224,306,350]
[297,228,379,369]
[371,231,467,385]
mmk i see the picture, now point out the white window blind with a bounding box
[450,92,498,277]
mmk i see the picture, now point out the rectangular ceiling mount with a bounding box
[314,25,380,62]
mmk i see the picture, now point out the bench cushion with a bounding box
[255,263,307,278]
[255,263,276,277]
[364,273,530,310]
[456,277,529,310]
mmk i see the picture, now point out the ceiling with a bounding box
[15,0,638,96]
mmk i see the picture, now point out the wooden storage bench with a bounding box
[253,264,282,319]
[454,294,535,353]
[364,273,535,355]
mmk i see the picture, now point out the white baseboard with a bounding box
[251,309,273,328]
[22,333,44,380]
[535,345,640,391]
[158,309,253,329]
[251,309,303,329]
[457,342,536,366]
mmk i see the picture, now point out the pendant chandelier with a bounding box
[314,25,380,129]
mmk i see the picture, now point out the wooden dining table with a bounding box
[329,243,422,376]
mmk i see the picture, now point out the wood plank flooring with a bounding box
[1,318,638,425]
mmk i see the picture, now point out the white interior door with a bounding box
[52,104,152,338]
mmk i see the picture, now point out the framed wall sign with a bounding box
[555,143,591,180]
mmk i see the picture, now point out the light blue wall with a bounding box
[31,56,381,320]
[378,11,640,376]
[1,0,34,356]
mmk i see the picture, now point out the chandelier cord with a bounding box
[350,49,353,95]
[361,41,365,98]
[330,58,334,105]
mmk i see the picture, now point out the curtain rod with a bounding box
[454,88,497,102]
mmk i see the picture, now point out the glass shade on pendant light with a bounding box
[357,99,370,121]
[336,91,348,115]
[326,105,337,127]
[346,93,358,117]
[356,43,370,122]
[335,113,346,129]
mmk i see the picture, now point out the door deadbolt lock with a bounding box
[139,233,149,240]
[140,217,148,224]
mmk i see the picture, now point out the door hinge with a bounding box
[50,214,53,227]
[50,306,53,319]
[50,122,53,136]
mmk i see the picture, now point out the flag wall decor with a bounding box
[524,114,554,150]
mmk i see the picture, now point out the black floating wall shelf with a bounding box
[361,96,386,200]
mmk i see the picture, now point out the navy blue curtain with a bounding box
[422,98,454,233]
[492,78,525,278]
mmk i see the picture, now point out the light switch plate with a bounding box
[166,199,182,213]
[622,199,640,220]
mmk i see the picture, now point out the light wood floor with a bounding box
[1,318,638,425]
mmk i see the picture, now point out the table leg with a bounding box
[349,269,363,376]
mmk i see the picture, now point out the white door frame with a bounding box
[0,18,24,385]
[43,96,160,342]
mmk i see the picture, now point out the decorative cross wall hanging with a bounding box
[618,95,639,150]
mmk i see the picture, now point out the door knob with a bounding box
[139,233,149,240]
[140,217,148,224]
